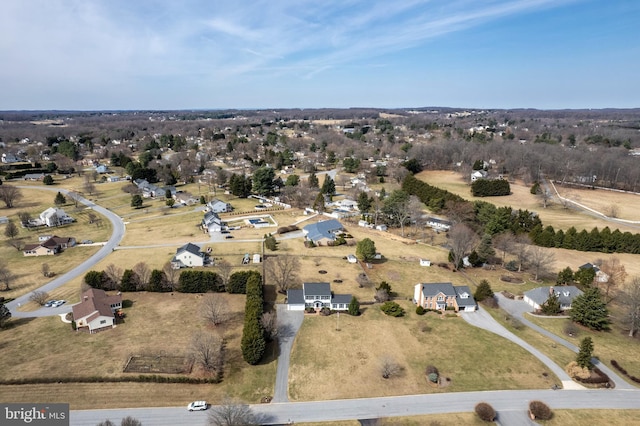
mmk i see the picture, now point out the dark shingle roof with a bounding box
[287,289,304,305]
[331,294,352,304]
[303,282,331,297]
[303,219,343,242]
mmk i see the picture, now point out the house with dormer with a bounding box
[202,211,225,234]
[523,286,583,311]
[413,282,477,312]
[286,282,352,311]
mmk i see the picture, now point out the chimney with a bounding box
[83,296,89,301]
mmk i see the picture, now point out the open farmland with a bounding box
[416,170,640,235]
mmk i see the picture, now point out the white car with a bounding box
[187,401,208,411]
[51,300,66,308]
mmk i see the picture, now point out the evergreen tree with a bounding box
[576,336,594,369]
[119,269,137,292]
[308,172,319,189]
[570,287,610,330]
[54,191,66,206]
[43,175,54,185]
[148,269,166,292]
[313,192,325,212]
[474,280,494,302]
[357,191,372,213]
[321,175,336,197]
[348,296,360,316]
[541,292,561,315]
[131,194,143,209]
[556,267,574,285]
[356,238,376,262]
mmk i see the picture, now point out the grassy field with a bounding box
[0,292,276,409]
[289,302,558,401]
[415,170,640,235]
[525,314,640,384]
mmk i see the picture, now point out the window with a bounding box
[437,295,444,301]
[339,304,344,309]
[321,295,330,300]
[315,295,321,300]
[332,304,337,309]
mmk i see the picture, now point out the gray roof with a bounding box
[303,282,331,297]
[579,263,600,273]
[524,286,583,307]
[454,285,476,307]
[287,289,304,305]
[303,219,344,242]
[331,294,352,304]
[420,282,457,297]
[177,243,202,256]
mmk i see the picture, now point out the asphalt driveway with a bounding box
[273,304,304,402]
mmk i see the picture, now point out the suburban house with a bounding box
[207,198,233,213]
[413,282,477,312]
[425,217,452,231]
[523,286,584,311]
[95,164,108,173]
[39,207,74,227]
[302,219,344,245]
[171,243,206,268]
[23,173,46,181]
[73,288,122,333]
[134,179,176,199]
[286,282,352,311]
[202,211,225,234]
[470,170,488,182]
[578,263,610,283]
[23,235,76,257]
[173,191,197,206]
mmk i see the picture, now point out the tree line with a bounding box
[402,174,640,255]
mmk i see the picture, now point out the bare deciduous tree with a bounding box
[132,262,151,291]
[622,276,640,337]
[527,246,555,281]
[513,234,531,272]
[380,356,402,379]
[163,262,178,291]
[207,399,260,426]
[29,290,50,306]
[537,187,553,208]
[104,263,123,290]
[190,331,223,373]
[41,262,51,278]
[120,417,142,426]
[374,288,390,303]
[83,175,95,196]
[605,204,619,218]
[265,255,300,294]
[201,294,229,327]
[0,261,14,291]
[0,185,23,208]
[260,311,278,341]
[4,221,19,239]
[493,232,515,266]
[68,191,82,208]
[448,223,478,271]
[216,259,233,290]
[599,257,627,303]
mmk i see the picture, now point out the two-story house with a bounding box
[72,288,122,333]
[286,282,352,311]
[413,282,477,312]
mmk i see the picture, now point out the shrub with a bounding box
[380,301,405,317]
[227,270,261,294]
[427,373,439,383]
[529,400,552,420]
[505,260,518,271]
[565,361,591,380]
[348,296,360,316]
[474,280,494,302]
[475,402,496,422]
[416,306,426,315]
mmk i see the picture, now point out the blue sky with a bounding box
[1,0,638,110]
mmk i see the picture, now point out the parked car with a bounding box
[225,235,234,239]
[51,300,66,308]
[187,401,208,411]
[81,240,93,244]
[44,300,57,307]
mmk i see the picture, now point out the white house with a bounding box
[425,217,451,231]
[207,199,232,213]
[39,207,74,227]
[202,211,224,234]
[413,282,477,312]
[171,243,205,268]
[286,282,352,311]
[470,170,488,182]
[72,288,122,333]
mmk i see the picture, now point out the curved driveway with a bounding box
[496,293,634,390]
[461,307,580,389]
[7,187,126,318]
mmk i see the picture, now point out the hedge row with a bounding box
[611,359,640,384]
[471,178,511,197]
[0,375,220,385]
[241,274,266,365]
[227,270,261,294]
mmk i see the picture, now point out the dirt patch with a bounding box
[123,355,193,374]
[501,275,524,284]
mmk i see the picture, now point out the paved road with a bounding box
[7,187,126,318]
[461,307,580,389]
[273,304,304,402]
[496,293,634,390]
[69,389,640,425]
